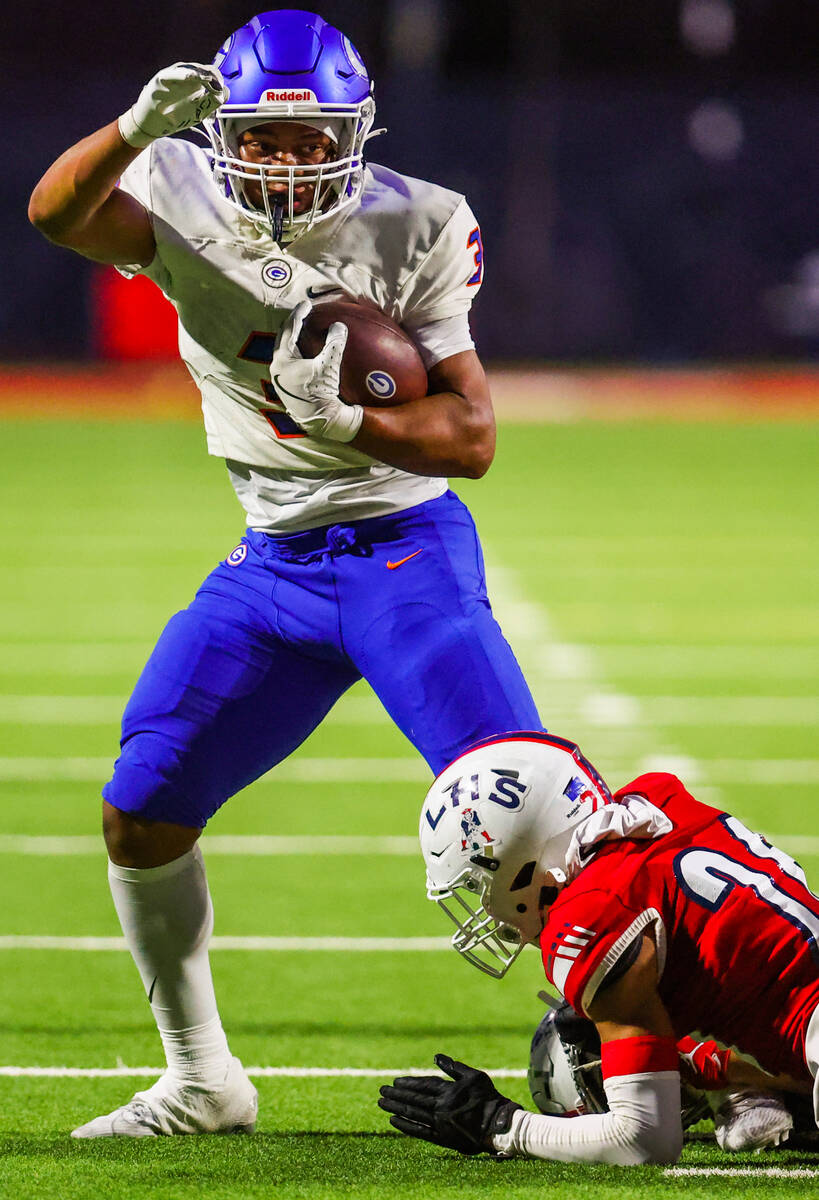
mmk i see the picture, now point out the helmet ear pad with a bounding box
[484,843,570,945]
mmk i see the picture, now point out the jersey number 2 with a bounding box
[675,815,819,958]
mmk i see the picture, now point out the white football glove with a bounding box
[118,63,228,149]
[270,302,363,443]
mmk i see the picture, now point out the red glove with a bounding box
[677,1035,732,1089]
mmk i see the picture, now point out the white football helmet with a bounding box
[420,733,613,978]
[528,995,606,1116]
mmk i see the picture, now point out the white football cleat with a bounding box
[71,1056,258,1138]
[713,1088,793,1151]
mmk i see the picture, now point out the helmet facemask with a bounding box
[203,97,376,242]
[428,857,570,979]
[427,863,524,979]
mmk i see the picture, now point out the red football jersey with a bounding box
[540,773,819,1080]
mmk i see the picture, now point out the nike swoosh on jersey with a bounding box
[386,549,424,569]
[306,286,343,299]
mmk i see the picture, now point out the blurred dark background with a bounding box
[8,0,819,362]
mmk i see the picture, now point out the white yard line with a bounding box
[0,694,388,725]
[0,756,431,783]
[705,759,819,785]
[1,565,813,824]
[540,642,819,680]
[576,695,819,726]
[4,692,819,727]
[0,697,126,723]
[485,566,687,782]
[478,564,819,801]
[0,1064,526,1078]
[0,834,420,856]
[2,639,816,677]
[2,755,819,785]
[1,832,817,857]
[3,558,819,795]
[0,643,152,673]
[664,1167,819,1178]
[0,936,451,951]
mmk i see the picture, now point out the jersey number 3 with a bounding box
[467,227,483,287]
[675,815,819,959]
[238,331,305,439]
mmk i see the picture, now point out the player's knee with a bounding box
[102,803,149,865]
[102,801,199,868]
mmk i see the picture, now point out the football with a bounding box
[298,299,428,407]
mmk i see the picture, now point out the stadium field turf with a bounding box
[0,411,817,1198]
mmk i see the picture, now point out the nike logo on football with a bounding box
[386,549,424,569]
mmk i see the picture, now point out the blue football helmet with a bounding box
[203,9,377,241]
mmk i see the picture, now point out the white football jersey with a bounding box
[118,138,484,533]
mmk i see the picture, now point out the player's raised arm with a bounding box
[28,121,154,265]
[28,63,226,267]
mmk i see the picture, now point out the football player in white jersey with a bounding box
[29,10,543,1137]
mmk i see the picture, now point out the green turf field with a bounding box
[0,414,817,1199]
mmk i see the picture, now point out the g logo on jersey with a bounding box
[366,371,397,399]
[226,544,248,567]
[262,260,292,288]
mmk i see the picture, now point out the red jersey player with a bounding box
[378,733,819,1164]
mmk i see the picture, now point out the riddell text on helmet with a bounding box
[259,89,318,103]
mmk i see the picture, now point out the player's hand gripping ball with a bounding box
[298,300,428,408]
[118,63,228,149]
[378,1053,521,1155]
[270,301,361,442]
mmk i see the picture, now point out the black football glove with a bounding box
[378,1053,522,1155]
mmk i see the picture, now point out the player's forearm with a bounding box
[28,122,142,244]
[677,1035,812,1094]
[727,1059,812,1093]
[351,392,496,478]
[492,1073,684,1166]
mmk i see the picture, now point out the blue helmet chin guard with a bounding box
[203,9,378,242]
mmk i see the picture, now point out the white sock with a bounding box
[108,844,232,1085]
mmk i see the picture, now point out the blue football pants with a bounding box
[103,490,542,827]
